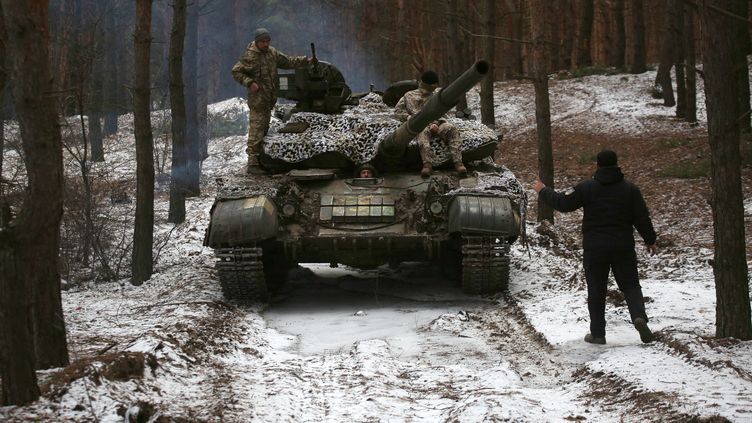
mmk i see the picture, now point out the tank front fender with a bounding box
[447,195,520,237]
[204,196,278,247]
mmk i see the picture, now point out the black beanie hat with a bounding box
[597,149,618,167]
[254,28,271,42]
[420,70,439,85]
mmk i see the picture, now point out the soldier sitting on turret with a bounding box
[394,70,467,178]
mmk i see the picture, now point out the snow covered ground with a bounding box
[2,69,751,422]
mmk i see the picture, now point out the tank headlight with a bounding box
[429,201,443,215]
[282,203,297,217]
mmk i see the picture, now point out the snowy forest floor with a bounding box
[2,69,752,422]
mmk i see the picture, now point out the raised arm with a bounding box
[535,180,585,213]
[277,51,309,69]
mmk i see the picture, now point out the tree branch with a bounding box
[683,0,752,25]
[459,25,535,45]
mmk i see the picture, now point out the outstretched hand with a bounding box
[647,244,657,256]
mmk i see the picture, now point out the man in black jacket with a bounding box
[533,150,657,345]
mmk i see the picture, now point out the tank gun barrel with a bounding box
[378,60,490,162]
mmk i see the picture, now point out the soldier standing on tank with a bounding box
[231,28,314,173]
[394,70,467,178]
[533,149,658,345]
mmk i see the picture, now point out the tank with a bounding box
[204,60,526,303]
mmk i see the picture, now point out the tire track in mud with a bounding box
[657,331,752,383]
[468,294,733,422]
[469,295,574,388]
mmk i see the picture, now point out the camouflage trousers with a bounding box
[417,122,462,165]
[246,96,273,159]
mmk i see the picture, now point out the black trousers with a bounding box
[583,248,648,337]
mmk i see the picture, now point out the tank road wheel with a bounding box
[461,236,511,295]
[215,247,269,304]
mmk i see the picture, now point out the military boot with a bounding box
[421,162,433,178]
[246,154,266,175]
[584,333,606,345]
[633,318,655,343]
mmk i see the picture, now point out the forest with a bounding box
[0,0,751,421]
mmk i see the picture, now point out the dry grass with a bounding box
[40,352,157,399]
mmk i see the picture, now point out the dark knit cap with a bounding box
[254,28,271,42]
[420,70,439,85]
[597,149,618,167]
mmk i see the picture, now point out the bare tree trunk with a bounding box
[625,0,647,73]
[1,0,68,374]
[683,1,697,123]
[89,109,104,161]
[197,9,209,162]
[131,0,155,286]
[0,8,6,197]
[733,0,751,132]
[656,0,676,107]
[572,0,594,68]
[52,0,73,115]
[89,35,105,162]
[394,0,407,82]
[700,0,752,340]
[198,68,209,162]
[0,2,40,405]
[480,0,496,128]
[447,0,468,112]
[0,231,39,405]
[184,1,200,197]
[674,2,686,118]
[103,4,119,136]
[559,1,575,69]
[0,109,3,196]
[506,0,523,78]
[168,0,187,224]
[611,0,626,67]
[531,0,554,223]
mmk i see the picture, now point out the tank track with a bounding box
[461,236,511,294]
[215,247,269,303]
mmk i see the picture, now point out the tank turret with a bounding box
[276,43,353,116]
[377,60,490,164]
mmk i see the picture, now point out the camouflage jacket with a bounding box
[393,88,448,123]
[231,42,308,102]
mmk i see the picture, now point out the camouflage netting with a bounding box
[215,173,284,199]
[264,93,498,165]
